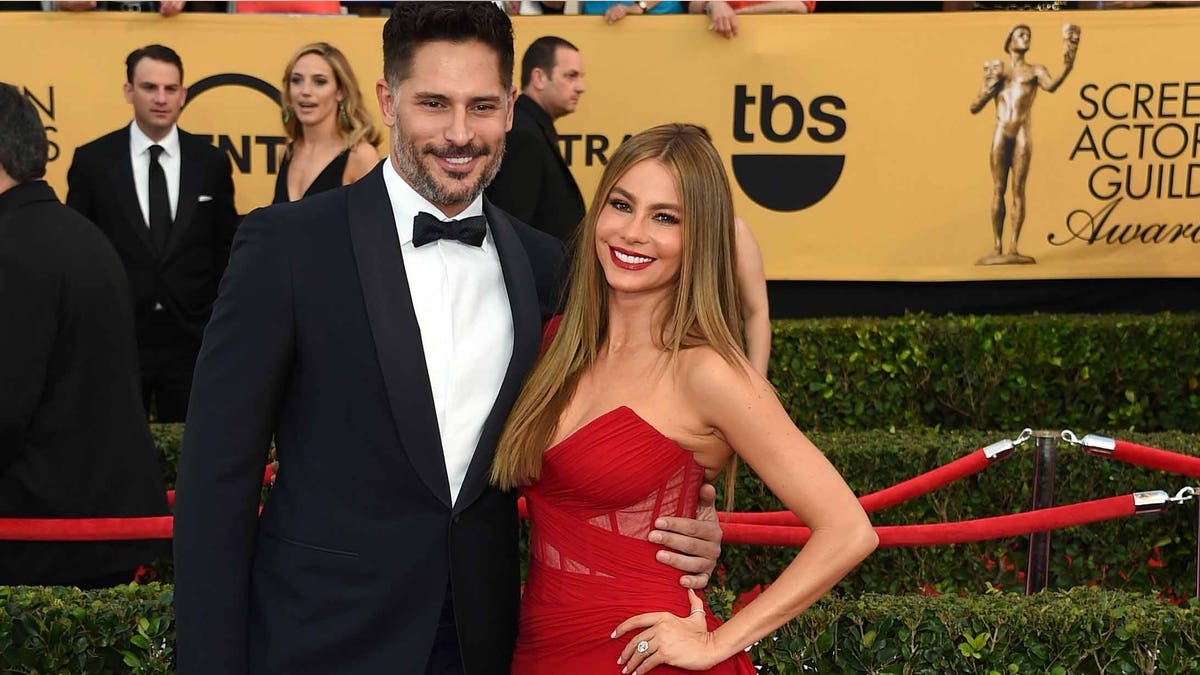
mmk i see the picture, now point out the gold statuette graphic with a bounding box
[970,23,1081,265]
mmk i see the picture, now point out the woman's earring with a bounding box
[338,101,350,129]
[281,106,292,125]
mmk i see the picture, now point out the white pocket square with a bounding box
[198,195,214,203]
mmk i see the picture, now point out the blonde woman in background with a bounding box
[274,42,380,204]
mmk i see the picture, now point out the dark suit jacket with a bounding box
[65,125,239,341]
[0,181,169,584]
[486,94,586,245]
[174,162,567,675]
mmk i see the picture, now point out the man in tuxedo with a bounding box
[0,83,168,588]
[486,35,587,244]
[66,44,238,422]
[173,4,721,675]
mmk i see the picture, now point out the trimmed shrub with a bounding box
[737,587,1200,674]
[769,313,1200,432]
[0,584,173,674]
[3,585,1197,674]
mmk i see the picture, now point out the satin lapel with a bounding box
[112,133,156,254]
[453,202,541,514]
[347,162,452,507]
[164,136,202,258]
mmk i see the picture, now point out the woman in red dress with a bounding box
[493,123,877,674]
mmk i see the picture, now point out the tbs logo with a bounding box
[731,85,846,212]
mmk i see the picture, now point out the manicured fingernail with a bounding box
[647,532,662,543]
[655,518,667,528]
[610,630,617,638]
[616,657,623,665]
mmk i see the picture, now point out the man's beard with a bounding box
[394,133,504,207]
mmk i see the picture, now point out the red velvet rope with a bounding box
[0,516,174,541]
[720,494,1135,547]
[1,494,1137,546]
[720,448,992,526]
[1107,440,1200,479]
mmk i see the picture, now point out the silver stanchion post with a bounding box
[1026,430,1058,594]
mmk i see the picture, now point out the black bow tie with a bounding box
[412,211,487,248]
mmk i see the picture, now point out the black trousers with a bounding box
[138,308,200,423]
[425,583,465,675]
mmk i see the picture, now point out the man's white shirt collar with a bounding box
[129,120,180,159]
[381,157,489,251]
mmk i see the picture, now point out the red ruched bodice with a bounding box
[512,406,754,674]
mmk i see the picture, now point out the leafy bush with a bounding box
[769,313,1200,432]
[3,585,1196,674]
[738,587,1200,674]
[0,584,173,674]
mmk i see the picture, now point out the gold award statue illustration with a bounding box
[970,23,1081,265]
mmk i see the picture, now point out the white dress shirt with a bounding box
[382,158,514,504]
[128,120,180,227]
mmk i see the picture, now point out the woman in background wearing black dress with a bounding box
[274,42,380,204]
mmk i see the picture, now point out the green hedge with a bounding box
[733,587,1200,674]
[3,585,1197,674]
[769,313,1200,432]
[719,429,1200,599]
[0,584,173,674]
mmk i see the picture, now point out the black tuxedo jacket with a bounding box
[65,125,239,340]
[486,94,586,245]
[0,181,168,584]
[174,162,566,675]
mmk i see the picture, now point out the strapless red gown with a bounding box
[512,406,755,674]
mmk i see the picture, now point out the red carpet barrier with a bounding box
[1079,435,1200,479]
[720,493,1154,547]
[0,516,174,541]
[720,446,999,526]
[0,492,1172,545]
[2,437,1194,546]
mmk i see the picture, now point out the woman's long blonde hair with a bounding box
[491,123,745,490]
[280,42,381,150]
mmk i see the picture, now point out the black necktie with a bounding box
[148,144,172,253]
[412,211,486,248]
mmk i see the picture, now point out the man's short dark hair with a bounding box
[125,44,184,83]
[383,2,514,91]
[0,83,48,183]
[520,36,578,90]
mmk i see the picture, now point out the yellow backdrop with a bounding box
[2,9,1198,281]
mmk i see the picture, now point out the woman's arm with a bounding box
[734,217,770,378]
[615,352,877,672]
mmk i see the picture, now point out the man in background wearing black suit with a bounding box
[173,5,720,674]
[0,82,168,588]
[486,35,587,245]
[67,44,238,422]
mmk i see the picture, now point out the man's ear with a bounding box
[123,81,134,104]
[531,66,548,90]
[376,78,396,126]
